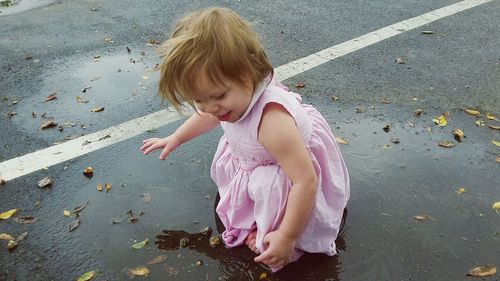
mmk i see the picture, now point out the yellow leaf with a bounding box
[452,128,465,142]
[335,137,348,145]
[492,140,500,147]
[259,272,268,280]
[465,109,480,116]
[0,209,18,220]
[0,233,15,240]
[493,202,500,210]
[433,115,447,127]
[466,264,496,277]
[96,184,103,192]
[486,113,496,120]
[132,238,148,249]
[489,125,500,130]
[128,267,150,276]
[76,270,95,281]
[64,210,71,217]
[475,120,484,126]
[104,183,111,192]
[456,187,466,195]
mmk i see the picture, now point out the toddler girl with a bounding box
[140,7,350,272]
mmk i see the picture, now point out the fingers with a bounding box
[159,146,172,160]
[142,142,162,155]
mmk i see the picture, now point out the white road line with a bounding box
[0,0,494,182]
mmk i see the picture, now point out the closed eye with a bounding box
[215,92,227,100]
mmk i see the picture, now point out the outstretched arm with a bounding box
[141,111,220,160]
[254,103,317,268]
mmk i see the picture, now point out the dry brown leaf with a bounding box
[45,92,58,102]
[414,215,432,221]
[83,167,93,177]
[73,201,89,213]
[147,255,168,265]
[331,96,339,101]
[438,141,455,148]
[38,177,52,188]
[14,216,38,224]
[383,125,390,132]
[7,240,18,251]
[39,120,57,130]
[414,108,423,117]
[295,82,305,88]
[452,128,465,142]
[466,264,496,277]
[69,213,80,232]
[488,124,500,130]
[90,107,104,113]
[486,113,496,120]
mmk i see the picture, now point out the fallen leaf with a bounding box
[438,141,455,148]
[69,214,80,232]
[39,120,58,130]
[90,107,104,113]
[7,240,18,251]
[37,177,52,188]
[0,209,17,220]
[496,156,500,164]
[492,140,500,147]
[132,238,148,249]
[466,264,496,277]
[93,55,101,59]
[414,215,432,221]
[142,193,151,203]
[383,125,390,132]
[384,144,391,149]
[414,109,423,117]
[486,113,496,120]
[259,272,268,280]
[433,115,447,127]
[395,57,405,64]
[489,125,500,130]
[83,167,93,177]
[128,267,150,276]
[96,184,103,192]
[456,187,466,195]
[73,201,89,213]
[475,120,484,126]
[76,270,95,281]
[127,47,131,53]
[127,210,138,223]
[493,202,500,210]
[209,236,221,248]
[104,183,111,192]
[381,99,391,104]
[147,255,168,265]
[142,76,149,80]
[408,122,415,128]
[0,233,15,240]
[331,96,339,101]
[14,216,38,224]
[76,96,89,103]
[64,210,71,217]
[82,86,92,93]
[465,108,480,116]
[390,138,400,144]
[45,92,58,102]
[15,232,28,242]
[452,128,465,142]
[335,137,348,145]
[295,82,305,88]
[421,30,435,35]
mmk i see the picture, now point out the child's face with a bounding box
[192,73,254,122]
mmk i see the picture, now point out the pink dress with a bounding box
[211,76,350,271]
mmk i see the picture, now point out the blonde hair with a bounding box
[157,7,273,111]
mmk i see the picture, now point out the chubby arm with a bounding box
[141,111,220,160]
[254,103,317,267]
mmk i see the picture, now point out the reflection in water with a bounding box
[155,194,348,281]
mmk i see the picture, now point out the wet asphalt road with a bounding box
[1,0,499,280]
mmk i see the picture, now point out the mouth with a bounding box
[217,112,231,122]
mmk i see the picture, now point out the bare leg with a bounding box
[244,230,259,254]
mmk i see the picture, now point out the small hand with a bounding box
[254,230,296,269]
[140,135,181,160]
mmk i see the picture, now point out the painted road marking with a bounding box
[0,0,494,181]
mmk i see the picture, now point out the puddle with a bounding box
[0,0,55,16]
[12,48,161,143]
